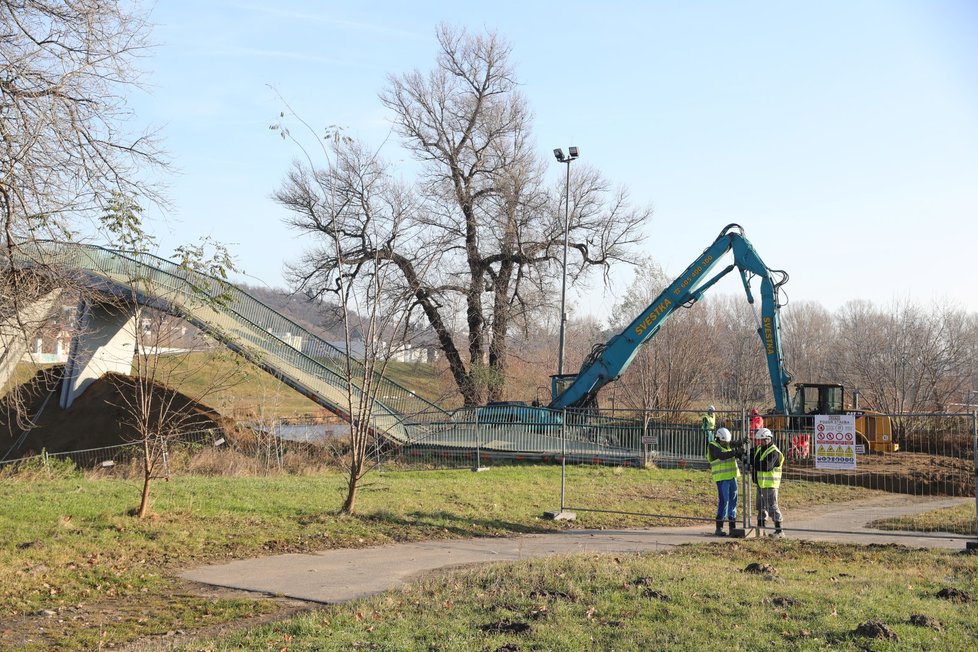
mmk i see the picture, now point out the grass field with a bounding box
[185,541,978,651]
[0,463,909,651]
[166,352,456,417]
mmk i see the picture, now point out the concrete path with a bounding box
[181,496,976,605]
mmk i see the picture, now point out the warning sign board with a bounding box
[814,414,857,470]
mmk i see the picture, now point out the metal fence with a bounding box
[547,409,977,542]
[395,406,646,469]
[4,408,975,543]
[0,429,224,473]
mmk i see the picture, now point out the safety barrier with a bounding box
[5,408,974,545]
[549,409,977,542]
[0,429,222,472]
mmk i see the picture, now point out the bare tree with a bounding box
[1,0,163,425]
[781,300,835,384]
[274,124,427,513]
[917,305,976,412]
[710,295,769,409]
[834,300,978,415]
[120,309,241,518]
[97,197,241,518]
[276,25,650,406]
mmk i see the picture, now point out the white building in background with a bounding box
[309,339,437,364]
[389,343,431,363]
[22,328,71,364]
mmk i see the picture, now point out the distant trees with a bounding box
[587,290,978,417]
[709,296,769,409]
[610,258,714,413]
[780,301,835,384]
[831,300,978,414]
[275,25,651,407]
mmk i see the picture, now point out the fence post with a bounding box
[544,409,575,520]
[971,411,977,551]
[741,407,750,534]
[560,409,567,511]
[643,408,650,466]
[473,412,482,471]
[374,414,381,473]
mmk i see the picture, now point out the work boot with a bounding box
[773,521,785,538]
[728,519,737,535]
[714,520,727,536]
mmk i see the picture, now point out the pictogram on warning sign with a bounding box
[814,414,857,470]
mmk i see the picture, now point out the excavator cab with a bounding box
[790,383,845,415]
[785,382,898,453]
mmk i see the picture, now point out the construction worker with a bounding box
[706,427,743,536]
[749,409,764,435]
[751,427,785,537]
[702,405,717,443]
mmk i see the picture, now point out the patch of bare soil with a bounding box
[786,452,975,496]
[0,581,316,652]
[1,367,228,457]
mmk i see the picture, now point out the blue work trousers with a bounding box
[715,478,738,520]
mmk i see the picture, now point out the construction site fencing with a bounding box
[549,409,977,542]
[391,406,645,470]
[5,408,974,544]
[0,429,225,473]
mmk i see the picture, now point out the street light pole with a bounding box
[553,147,579,377]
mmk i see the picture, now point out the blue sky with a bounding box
[130,1,978,320]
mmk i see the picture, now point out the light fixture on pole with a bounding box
[553,146,579,377]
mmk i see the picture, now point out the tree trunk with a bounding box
[340,464,359,514]
[137,441,152,518]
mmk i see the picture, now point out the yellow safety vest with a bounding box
[707,442,740,482]
[702,413,716,432]
[757,445,783,489]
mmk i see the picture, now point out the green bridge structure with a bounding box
[1,242,644,465]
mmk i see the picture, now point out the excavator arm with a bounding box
[549,223,792,412]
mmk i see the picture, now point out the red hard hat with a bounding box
[751,409,758,415]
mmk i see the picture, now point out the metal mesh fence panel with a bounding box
[549,409,977,540]
[4,405,974,542]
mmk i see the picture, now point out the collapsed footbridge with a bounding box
[2,241,449,443]
[3,242,642,465]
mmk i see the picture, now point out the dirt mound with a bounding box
[1,366,228,457]
[786,453,975,497]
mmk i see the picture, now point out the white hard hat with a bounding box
[707,405,716,412]
[755,427,773,440]
[715,427,732,442]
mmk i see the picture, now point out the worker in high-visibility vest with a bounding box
[749,408,764,435]
[706,427,744,536]
[701,405,717,443]
[751,427,785,537]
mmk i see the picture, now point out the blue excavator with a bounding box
[544,223,896,451]
[549,223,791,412]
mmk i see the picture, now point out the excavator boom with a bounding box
[549,224,792,412]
